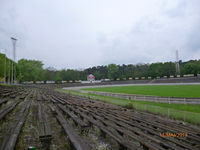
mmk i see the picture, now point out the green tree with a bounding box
[0,53,13,82]
[183,62,197,74]
[163,62,176,76]
[17,59,44,82]
[107,64,119,80]
[147,63,165,77]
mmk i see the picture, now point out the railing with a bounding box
[88,91,200,104]
[132,103,200,125]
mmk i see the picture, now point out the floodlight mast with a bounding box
[8,55,10,84]
[4,49,7,84]
[11,37,17,84]
[175,50,180,74]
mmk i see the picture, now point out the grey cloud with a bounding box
[98,0,200,65]
[162,0,187,18]
[185,21,200,52]
[0,0,200,69]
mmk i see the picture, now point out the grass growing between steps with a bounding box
[56,89,200,125]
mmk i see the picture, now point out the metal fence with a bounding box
[88,91,200,104]
[132,103,200,125]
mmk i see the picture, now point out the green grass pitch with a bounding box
[82,84,200,98]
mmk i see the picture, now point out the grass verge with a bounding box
[56,89,200,125]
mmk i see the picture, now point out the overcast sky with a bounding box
[0,0,200,69]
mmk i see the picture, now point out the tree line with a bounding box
[0,53,200,83]
[0,53,16,82]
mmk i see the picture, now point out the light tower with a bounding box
[4,49,7,84]
[175,50,180,74]
[11,37,17,84]
[8,54,10,84]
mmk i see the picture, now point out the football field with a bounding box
[83,84,200,98]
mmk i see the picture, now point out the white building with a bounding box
[87,74,95,81]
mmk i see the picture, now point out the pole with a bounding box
[11,57,13,84]
[4,49,7,84]
[0,49,1,83]
[8,57,10,84]
[11,37,17,84]
[176,50,180,74]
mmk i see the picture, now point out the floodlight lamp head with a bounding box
[11,37,17,41]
